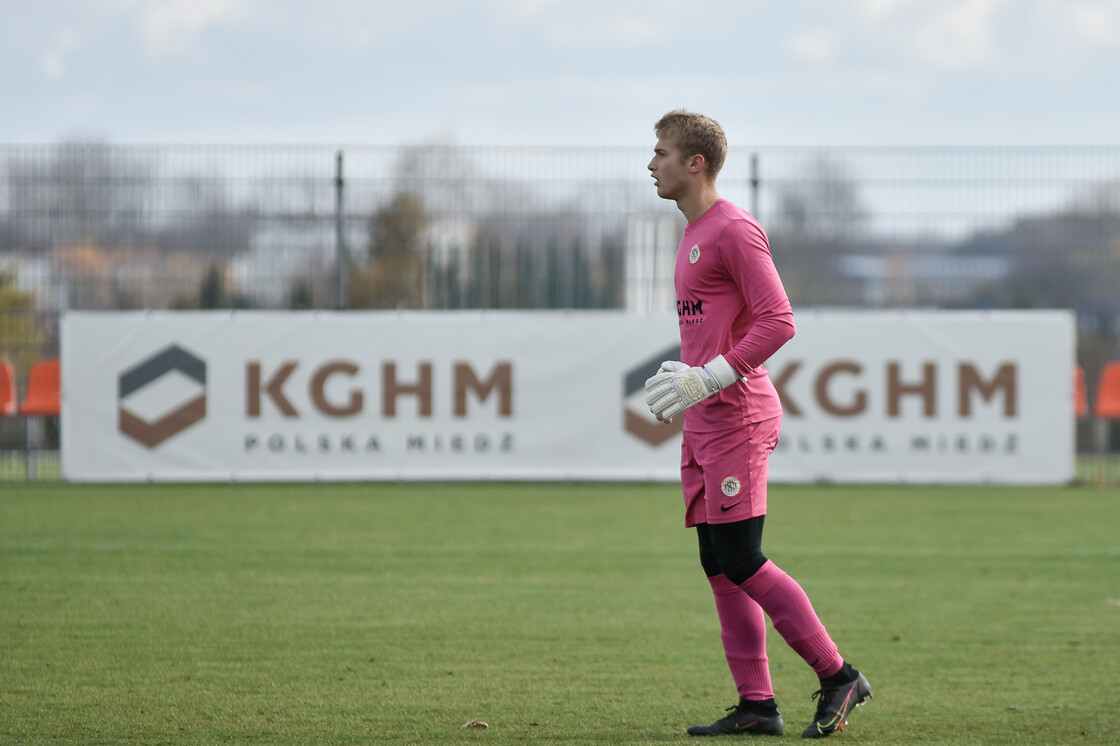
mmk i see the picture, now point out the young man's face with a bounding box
[648,135,694,202]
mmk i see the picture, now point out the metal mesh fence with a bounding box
[2,143,1118,482]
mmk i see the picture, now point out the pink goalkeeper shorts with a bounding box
[680,415,781,527]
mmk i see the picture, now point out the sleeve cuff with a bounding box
[705,354,741,390]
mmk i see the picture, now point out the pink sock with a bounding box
[708,574,773,700]
[738,561,844,678]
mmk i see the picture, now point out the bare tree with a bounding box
[774,154,868,240]
[4,141,153,251]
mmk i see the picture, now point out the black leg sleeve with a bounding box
[707,515,769,586]
[695,523,723,578]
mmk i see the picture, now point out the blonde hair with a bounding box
[654,109,727,181]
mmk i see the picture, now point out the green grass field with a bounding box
[2,482,1118,745]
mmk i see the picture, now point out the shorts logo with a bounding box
[689,244,701,264]
[721,476,741,497]
[118,344,207,449]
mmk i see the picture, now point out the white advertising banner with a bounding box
[765,310,1074,484]
[60,310,1074,484]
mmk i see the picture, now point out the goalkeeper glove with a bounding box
[645,355,742,421]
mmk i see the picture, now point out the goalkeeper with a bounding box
[645,109,872,739]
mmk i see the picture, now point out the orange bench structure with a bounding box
[1,357,61,481]
[0,358,16,416]
[17,358,60,416]
[1095,361,1120,420]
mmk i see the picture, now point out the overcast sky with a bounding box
[3,0,1120,147]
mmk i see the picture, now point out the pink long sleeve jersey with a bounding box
[674,198,796,432]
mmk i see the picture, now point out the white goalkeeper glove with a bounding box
[644,354,743,421]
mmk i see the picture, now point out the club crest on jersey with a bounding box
[689,244,701,264]
[721,476,741,497]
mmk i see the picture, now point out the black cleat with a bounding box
[687,700,784,737]
[801,670,872,738]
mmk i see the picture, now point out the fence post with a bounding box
[25,419,38,482]
[750,152,760,218]
[335,151,348,310]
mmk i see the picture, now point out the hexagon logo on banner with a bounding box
[622,344,683,446]
[118,345,207,448]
